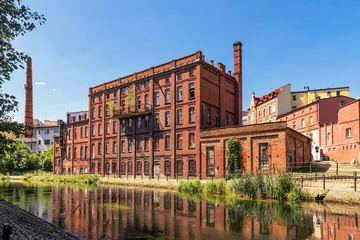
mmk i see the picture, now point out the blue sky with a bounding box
[4,0,360,122]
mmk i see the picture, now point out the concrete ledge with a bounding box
[0,199,77,240]
[304,188,360,204]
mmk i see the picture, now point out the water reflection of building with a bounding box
[50,186,317,239]
[313,211,360,240]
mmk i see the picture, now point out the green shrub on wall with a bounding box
[226,137,242,179]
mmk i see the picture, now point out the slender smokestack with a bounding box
[233,41,243,126]
[24,57,33,137]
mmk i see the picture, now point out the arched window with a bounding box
[177,160,183,176]
[121,162,126,175]
[144,161,149,175]
[188,160,196,176]
[105,162,110,174]
[136,161,142,175]
[112,162,117,174]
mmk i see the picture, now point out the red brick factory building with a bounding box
[53,42,311,178]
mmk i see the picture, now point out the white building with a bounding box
[21,119,62,153]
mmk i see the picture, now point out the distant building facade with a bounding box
[21,119,61,153]
[247,84,291,124]
[277,96,355,160]
[291,86,350,109]
[247,84,351,125]
[319,99,360,163]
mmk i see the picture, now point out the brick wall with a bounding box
[320,100,360,163]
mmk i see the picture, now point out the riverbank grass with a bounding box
[24,173,99,184]
[178,172,308,203]
[0,174,9,181]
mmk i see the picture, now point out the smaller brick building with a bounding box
[199,122,311,178]
[320,99,360,163]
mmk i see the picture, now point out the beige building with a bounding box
[247,84,291,124]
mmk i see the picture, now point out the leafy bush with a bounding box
[177,178,202,194]
[204,179,227,195]
[177,173,307,202]
[232,172,307,202]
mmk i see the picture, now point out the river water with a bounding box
[0,182,359,240]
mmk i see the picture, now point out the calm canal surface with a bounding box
[0,182,359,240]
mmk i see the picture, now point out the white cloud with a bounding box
[35,81,46,85]
[357,96,360,99]
[52,88,56,92]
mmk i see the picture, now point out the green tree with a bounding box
[226,137,241,175]
[0,0,46,153]
[39,146,53,172]
[0,140,30,173]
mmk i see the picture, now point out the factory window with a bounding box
[128,139,132,153]
[165,135,170,150]
[189,107,195,123]
[98,106,102,118]
[155,113,160,128]
[189,133,195,149]
[165,111,170,126]
[165,76,171,84]
[177,134,183,149]
[177,86,183,101]
[144,138,149,151]
[177,73,182,80]
[105,122,110,134]
[189,83,195,99]
[189,69,194,77]
[154,91,160,106]
[165,89,170,104]
[113,141,117,154]
[346,128,352,138]
[177,109,183,125]
[154,136,159,150]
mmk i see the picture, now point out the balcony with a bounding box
[114,104,153,119]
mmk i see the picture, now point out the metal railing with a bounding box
[113,104,152,118]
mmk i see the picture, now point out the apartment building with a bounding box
[291,86,350,109]
[247,84,291,124]
[277,96,355,160]
[20,119,61,153]
[54,42,243,178]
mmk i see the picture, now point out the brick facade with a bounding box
[319,100,360,163]
[277,96,356,160]
[199,122,311,178]
[53,42,244,178]
[247,84,291,125]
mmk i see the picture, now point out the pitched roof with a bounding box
[253,84,287,106]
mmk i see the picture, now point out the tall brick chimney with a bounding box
[233,41,243,126]
[24,57,33,137]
